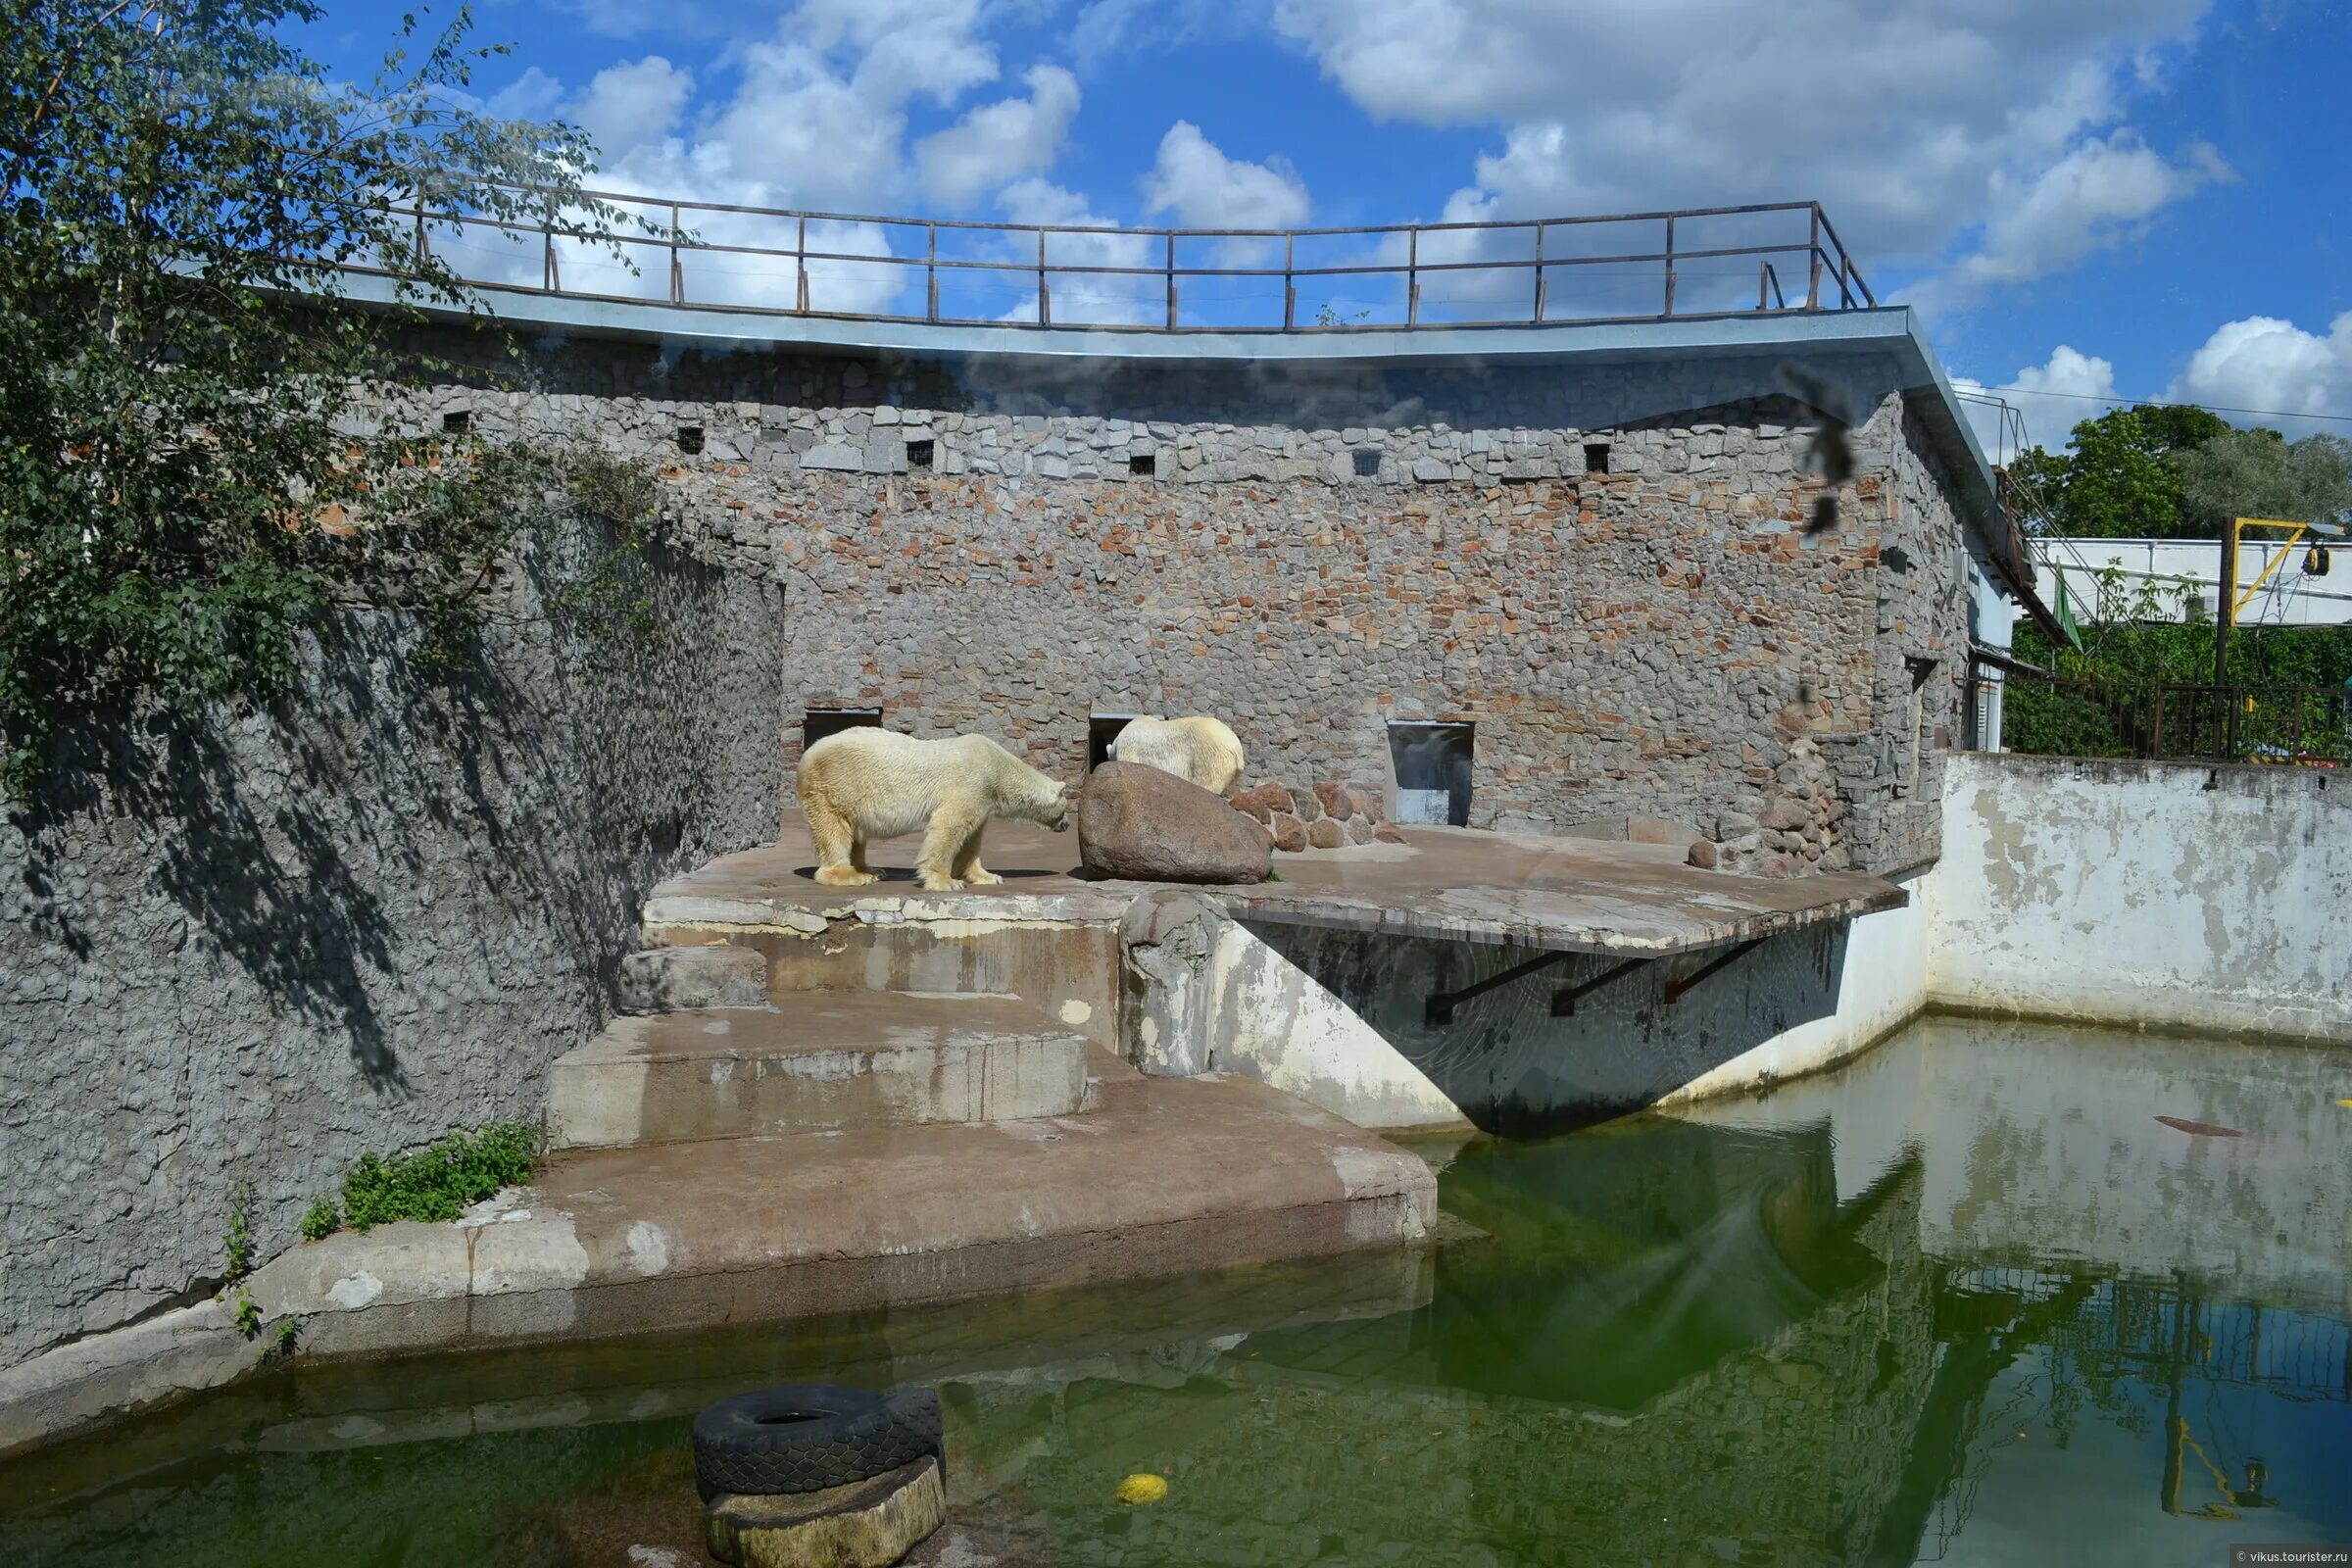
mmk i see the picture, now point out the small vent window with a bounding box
[1129,452,1156,477]
[1583,443,1611,474]
[442,410,470,434]
[1352,450,1382,477]
[906,438,935,469]
[676,425,705,455]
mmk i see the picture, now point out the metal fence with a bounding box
[1972,652,2352,764]
[388,186,1878,332]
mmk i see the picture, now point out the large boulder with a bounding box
[1079,762,1271,884]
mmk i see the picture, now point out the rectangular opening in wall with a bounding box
[1129,451,1156,476]
[1088,713,1151,773]
[1388,720,1474,827]
[906,438,935,469]
[803,708,882,753]
[442,410,470,434]
[676,425,705,455]
[1352,449,1382,477]
[1583,442,1611,474]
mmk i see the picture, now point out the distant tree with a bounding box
[2176,429,2352,533]
[0,0,642,794]
[2009,404,2233,540]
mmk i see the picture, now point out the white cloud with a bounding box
[568,58,694,169]
[2168,313,2352,435]
[994,177,1159,324]
[1143,122,1310,230]
[1920,132,2229,312]
[915,65,1081,208]
[1956,345,2122,458]
[486,66,565,123]
[1273,0,2219,308]
[1072,0,1267,66]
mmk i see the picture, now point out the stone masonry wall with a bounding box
[378,330,1976,875]
[0,538,784,1368]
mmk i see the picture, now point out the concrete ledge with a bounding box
[548,996,1092,1148]
[0,1073,1433,1459]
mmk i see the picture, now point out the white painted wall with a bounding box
[1928,753,2352,1044]
[1659,874,1934,1102]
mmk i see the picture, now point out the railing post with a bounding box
[926,222,939,321]
[542,213,557,292]
[1757,259,1767,311]
[413,200,428,263]
[1662,214,1677,317]
[1284,232,1296,330]
[1406,226,1420,326]
[1806,206,1822,309]
[668,201,683,305]
[1037,228,1050,325]
[795,216,808,313]
[1165,231,1177,329]
[1533,221,1546,323]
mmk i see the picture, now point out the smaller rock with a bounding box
[1229,783,1294,824]
[1757,798,1810,832]
[1313,781,1377,821]
[1345,813,1375,845]
[1270,814,1308,854]
[1373,823,1408,844]
[1687,840,1721,870]
[1293,788,1323,823]
[1306,818,1346,850]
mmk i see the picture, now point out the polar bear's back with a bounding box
[1108,715,1246,794]
[798,729,1054,838]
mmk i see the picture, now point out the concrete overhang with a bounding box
[333,271,2034,598]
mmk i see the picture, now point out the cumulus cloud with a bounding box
[1956,345,2122,458]
[568,57,695,171]
[1919,132,2230,312]
[915,65,1082,207]
[2168,313,2352,435]
[1273,0,2218,307]
[995,177,1160,324]
[1143,122,1310,230]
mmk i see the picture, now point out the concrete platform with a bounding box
[0,1073,1434,1456]
[547,995,1093,1149]
[651,820,1905,957]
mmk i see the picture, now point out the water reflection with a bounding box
[3,1017,2348,1567]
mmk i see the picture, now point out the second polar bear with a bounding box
[1107,715,1247,795]
[797,729,1071,893]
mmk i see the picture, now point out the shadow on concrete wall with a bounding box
[1251,922,1846,1136]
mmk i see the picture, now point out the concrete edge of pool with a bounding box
[0,1071,1435,1459]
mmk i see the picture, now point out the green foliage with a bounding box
[272,1315,301,1356]
[299,1198,341,1242]
[233,1290,262,1341]
[221,1180,255,1281]
[339,1121,542,1231]
[2010,404,2232,539]
[0,0,651,796]
[2177,429,2352,532]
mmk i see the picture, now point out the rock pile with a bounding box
[1229,780,1408,855]
[1688,738,1849,877]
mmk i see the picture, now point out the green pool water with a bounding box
[6,1014,2349,1567]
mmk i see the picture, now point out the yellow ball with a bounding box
[1115,1473,1169,1505]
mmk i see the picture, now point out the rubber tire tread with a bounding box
[693,1385,944,1499]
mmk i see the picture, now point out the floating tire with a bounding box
[692,1384,944,1500]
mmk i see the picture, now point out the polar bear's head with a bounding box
[1020,776,1072,833]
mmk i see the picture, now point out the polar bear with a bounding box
[796,729,1071,893]
[1106,715,1247,795]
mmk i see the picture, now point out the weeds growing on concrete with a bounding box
[339,1121,542,1231]
[220,1180,255,1281]
[300,1199,341,1242]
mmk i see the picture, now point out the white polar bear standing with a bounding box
[797,729,1071,893]
[1106,715,1247,795]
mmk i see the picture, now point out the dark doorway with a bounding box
[1088,713,1151,773]
[1389,721,1474,826]
[803,708,883,752]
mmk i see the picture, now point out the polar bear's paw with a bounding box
[917,871,966,893]
[962,868,1004,886]
[813,866,881,887]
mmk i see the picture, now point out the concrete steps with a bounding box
[549,993,1090,1150]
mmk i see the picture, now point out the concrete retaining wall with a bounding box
[0,538,784,1369]
[1927,753,2352,1043]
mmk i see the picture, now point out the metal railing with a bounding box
[385,185,1879,332]
[1973,650,2352,763]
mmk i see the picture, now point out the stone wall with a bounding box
[384,329,1980,875]
[0,538,784,1368]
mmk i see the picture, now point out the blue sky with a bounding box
[308,0,2349,454]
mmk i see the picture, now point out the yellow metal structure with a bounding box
[2229,516,2328,616]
